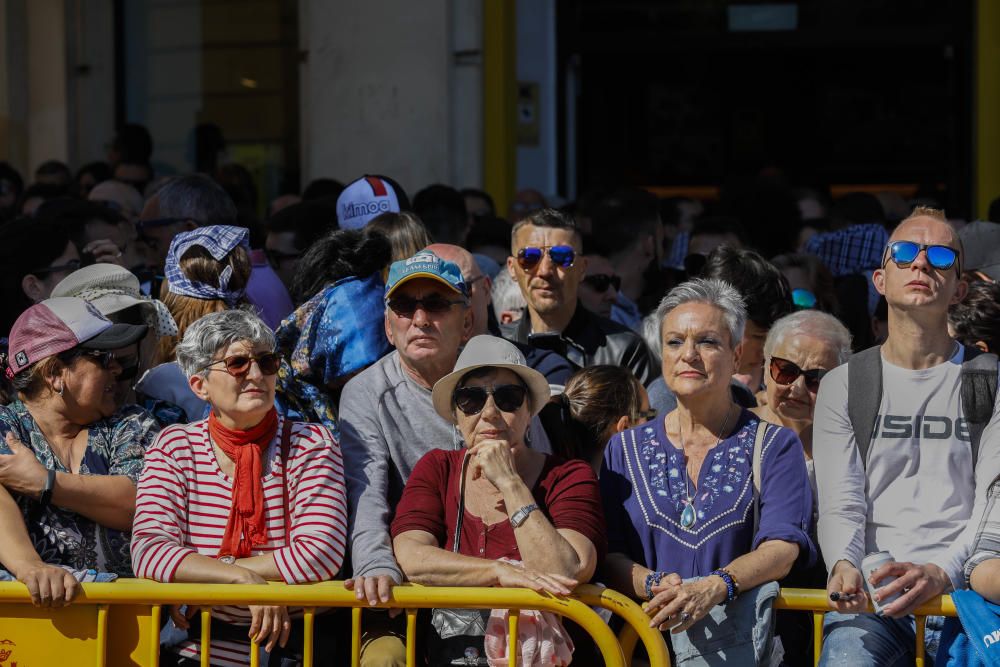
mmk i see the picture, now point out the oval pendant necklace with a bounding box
[677,404,735,529]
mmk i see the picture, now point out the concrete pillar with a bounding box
[26,0,69,173]
[300,0,483,197]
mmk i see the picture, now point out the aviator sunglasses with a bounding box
[769,356,828,393]
[454,384,528,415]
[386,294,465,317]
[884,241,959,274]
[582,273,622,293]
[516,245,576,270]
[200,352,281,377]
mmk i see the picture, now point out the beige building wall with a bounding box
[299,0,484,195]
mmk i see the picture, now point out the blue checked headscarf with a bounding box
[164,225,250,306]
[275,273,392,434]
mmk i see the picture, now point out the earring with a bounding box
[56,384,64,397]
[524,426,533,447]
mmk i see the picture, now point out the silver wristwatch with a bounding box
[218,555,237,565]
[509,503,539,528]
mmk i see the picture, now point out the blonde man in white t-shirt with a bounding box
[813,207,1000,665]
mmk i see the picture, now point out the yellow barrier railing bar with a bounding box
[350,606,362,665]
[812,611,823,667]
[200,609,211,667]
[774,588,957,665]
[96,603,108,667]
[508,610,519,665]
[574,584,672,667]
[405,608,417,667]
[150,604,162,667]
[303,607,314,667]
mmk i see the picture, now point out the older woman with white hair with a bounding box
[601,278,813,663]
[131,309,348,665]
[752,310,852,495]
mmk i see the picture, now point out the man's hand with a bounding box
[345,575,401,617]
[0,432,47,498]
[826,560,868,613]
[871,561,950,619]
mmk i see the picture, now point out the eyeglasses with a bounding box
[515,245,576,270]
[200,352,281,377]
[792,288,817,310]
[454,384,528,415]
[82,350,119,369]
[582,274,621,293]
[769,356,828,393]
[884,241,959,273]
[31,258,82,277]
[386,294,465,317]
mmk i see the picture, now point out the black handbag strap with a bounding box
[451,452,471,553]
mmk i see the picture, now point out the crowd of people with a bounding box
[1,125,1000,666]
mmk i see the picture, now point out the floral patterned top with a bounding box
[0,400,161,576]
[600,409,814,578]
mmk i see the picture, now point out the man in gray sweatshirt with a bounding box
[813,207,1000,665]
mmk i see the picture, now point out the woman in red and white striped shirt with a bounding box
[131,309,347,666]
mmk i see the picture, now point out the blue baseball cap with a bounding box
[385,251,467,299]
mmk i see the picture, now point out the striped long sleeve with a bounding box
[131,417,348,592]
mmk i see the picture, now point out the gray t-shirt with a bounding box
[339,350,550,581]
[814,345,1000,587]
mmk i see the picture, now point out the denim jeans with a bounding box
[818,612,944,667]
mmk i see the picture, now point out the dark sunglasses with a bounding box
[454,384,527,415]
[769,356,828,393]
[82,350,119,369]
[884,241,959,273]
[386,294,465,317]
[516,245,576,270]
[201,352,281,377]
[582,273,621,293]
[31,258,82,277]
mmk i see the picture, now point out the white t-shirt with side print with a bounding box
[814,344,1000,587]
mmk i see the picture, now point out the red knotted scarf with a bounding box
[209,407,279,558]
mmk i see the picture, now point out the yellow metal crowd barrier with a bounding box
[0,581,961,666]
[0,580,670,667]
[617,587,958,666]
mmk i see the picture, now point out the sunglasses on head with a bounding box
[582,273,621,293]
[516,245,576,270]
[454,384,528,415]
[769,356,828,393]
[884,241,959,273]
[386,294,465,317]
[201,352,280,377]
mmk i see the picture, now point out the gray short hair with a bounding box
[175,309,275,378]
[155,174,238,227]
[764,310,853,366]
[655,278,747,347]
[491,270,526,315]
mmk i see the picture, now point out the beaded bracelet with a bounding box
[709,568,739,602]
[644,571,668,601]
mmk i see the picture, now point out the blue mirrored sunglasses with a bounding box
[792,288,818,310]
[886,241,959,272]
[516,245,576,270]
